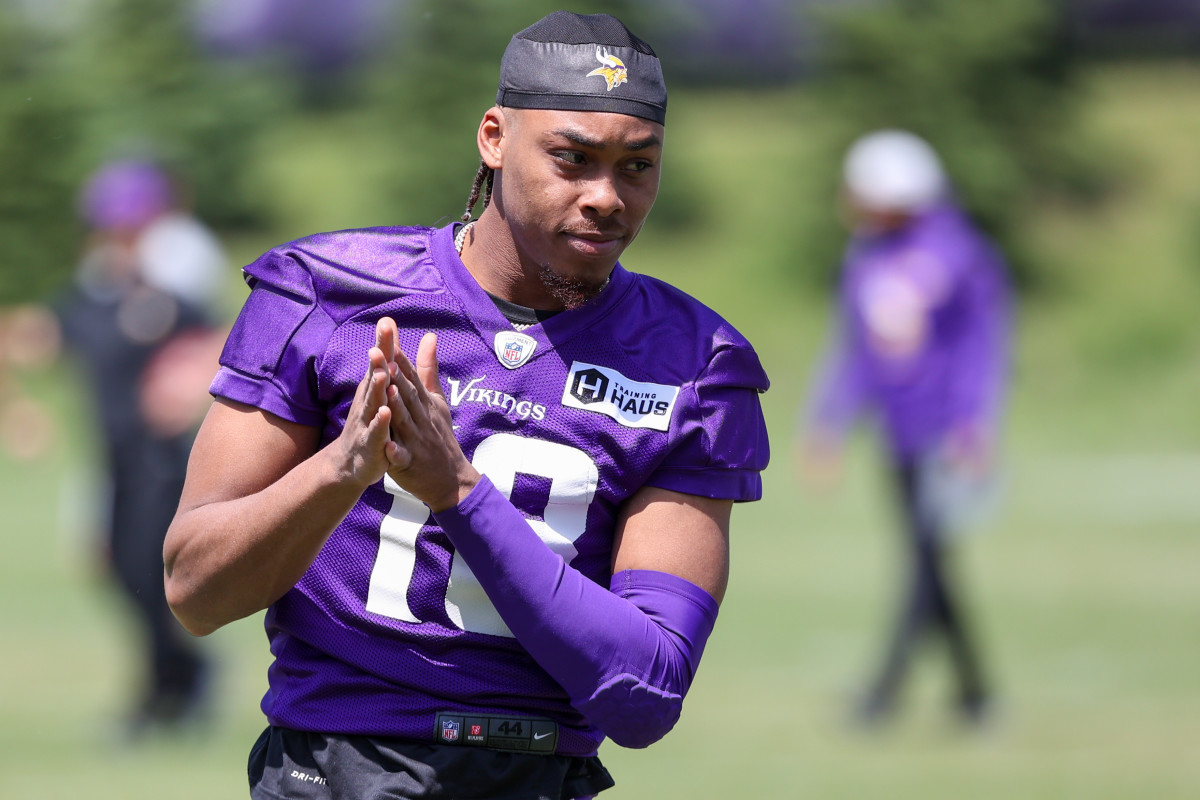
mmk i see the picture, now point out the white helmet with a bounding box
[842,129,946,214]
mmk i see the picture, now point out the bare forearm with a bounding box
[164,446,368,635]
[165,324,406,635]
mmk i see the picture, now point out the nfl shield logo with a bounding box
[493,331,537,369]
[441,719,460,743]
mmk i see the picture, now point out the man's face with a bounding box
[493,107,663,299]
[839,187,914,236]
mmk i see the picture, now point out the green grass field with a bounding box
[3,63,1199,798]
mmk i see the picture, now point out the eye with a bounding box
[553,151,586,166]
[626,160,654,173]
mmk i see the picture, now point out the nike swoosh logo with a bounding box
[533,732,552,740]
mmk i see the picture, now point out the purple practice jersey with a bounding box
[211,222,770,757]
[808,203,1011,458]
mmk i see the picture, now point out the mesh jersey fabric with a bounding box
[211,222,769,756]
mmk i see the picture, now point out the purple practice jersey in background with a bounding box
[807,202,1011,459]
[211,223,770,757]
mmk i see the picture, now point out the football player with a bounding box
[800,130,1011,726]
[164,11,769,800]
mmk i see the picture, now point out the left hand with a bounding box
[377,318,480,511]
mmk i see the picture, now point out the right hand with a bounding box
[380,327,479,512]
[328,319,406,488]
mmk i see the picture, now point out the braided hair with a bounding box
[461,160,494,223]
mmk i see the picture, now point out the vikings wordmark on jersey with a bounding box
[211,222,769,756]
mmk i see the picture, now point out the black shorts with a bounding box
[247,726,615,800]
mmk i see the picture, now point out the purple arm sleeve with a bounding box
[433,476,720,749]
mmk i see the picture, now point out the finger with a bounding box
[362,347,389,411]
[390,345,433,427]
[357,345,379,400]
[388,373,427,435]
[393,339,418,386]
[369,405,413,471]
[376,317,398,365]
[385,371,420,437]
[365,404,392,448]
[361,372,388,430]
[360,351,401,440]
[383,438,407,467]
[415,332,444,400]
[363,344,391,387]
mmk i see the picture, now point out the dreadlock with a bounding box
[461,160,494,223]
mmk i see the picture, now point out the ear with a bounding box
[477,106,507,170]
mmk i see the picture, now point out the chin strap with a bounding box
[433,476,719,748]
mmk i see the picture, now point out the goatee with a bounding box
[538,264,609,311]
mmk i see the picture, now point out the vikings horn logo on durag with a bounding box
[586,47,628,91]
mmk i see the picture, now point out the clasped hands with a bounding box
[334,317,479,512]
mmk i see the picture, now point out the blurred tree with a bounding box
[61,0,285,229]
[0,0,287,303]
[366,0,512,226]
[0,10,84,304]
[791,0,1110,291]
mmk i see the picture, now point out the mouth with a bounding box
[563,228,625,257]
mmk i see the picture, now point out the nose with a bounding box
[580,172,625,218]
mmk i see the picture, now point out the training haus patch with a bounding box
[561,361,679,432]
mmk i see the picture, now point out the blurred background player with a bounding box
[798,130,1012,727]
[1,158,228,737]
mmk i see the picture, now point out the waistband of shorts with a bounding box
[434,712,560,754]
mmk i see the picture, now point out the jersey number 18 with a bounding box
[365,432,599,637]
